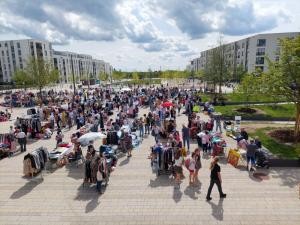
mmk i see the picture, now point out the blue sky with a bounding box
[0,0,299,71]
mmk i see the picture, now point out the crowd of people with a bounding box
[1,84,265,198]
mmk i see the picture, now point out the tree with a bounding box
[260,36,300,139]
[237,73,260,106]
[202,38,231,96]
[132,72,140,85]
[25,57,59,94]
[13,69,33,91]
[99,72,109,82]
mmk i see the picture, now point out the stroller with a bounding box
[255,149,270,169]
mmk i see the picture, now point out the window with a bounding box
[4,43,7,47]
[257,39,266,47]
[17,42,20,48]
[275,56,280,62]
[242,43,245,48]
[18,49,21,55]
[256,48,265,56]
[241,51,243,56]
[256,57,264,64]
[20,64,23,69]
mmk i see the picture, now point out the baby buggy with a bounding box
[255,149,270,169]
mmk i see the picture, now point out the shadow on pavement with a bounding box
[173,186,183,203]
[119,157,130,167]
[74,183,101,213]
[207,198,224,221]
[270,168,300,188]
[10,179,43,199]
[149,175,174,188]
[183,180,201,200]
[66,163,84,180]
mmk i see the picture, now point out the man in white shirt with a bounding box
[16,130,27,152]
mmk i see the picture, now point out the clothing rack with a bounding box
[23,147,49,178]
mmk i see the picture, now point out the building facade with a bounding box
[0,39,52,83]
[0,39,113,84]
[188,32,300,78]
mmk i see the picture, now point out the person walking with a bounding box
[206,157,226,201]
[174,150,184,189]
[138,117,144,139]
[246,139,258,171]
[215,115,222,133]
[188,152,196,185]
[16,130,27,152]
[194,148,202,181]
[182,124,190,152]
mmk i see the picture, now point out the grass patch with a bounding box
[197,92,287,103]
[214,104,295,120]
[249,127,300,159]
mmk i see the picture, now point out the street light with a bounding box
[70,54,76,95]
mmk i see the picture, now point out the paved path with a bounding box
[0,108,300,225]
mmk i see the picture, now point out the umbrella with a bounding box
[78,132,107,146]
[162,101,173,108]
[121,87,131,92]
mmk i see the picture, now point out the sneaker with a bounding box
[206,197,212,201]
[220,194,227,198]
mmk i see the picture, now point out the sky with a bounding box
[0,0,299,71]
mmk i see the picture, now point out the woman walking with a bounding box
[206,157,227,201]
[194,148,202,182]
[188,152,196,185]
[173,150,184,189]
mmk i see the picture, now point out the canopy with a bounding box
[121,87,131,92]
[162,101,173,108]
[78,132,107,146]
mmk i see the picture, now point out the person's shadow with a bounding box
[207,198,224,221]
[172,186,183,203]
[184,180,202,200]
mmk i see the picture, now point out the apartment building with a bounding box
[0,39,52,83]
[53,51,111,84]
[188,32,300,78]
[0,38,114,84]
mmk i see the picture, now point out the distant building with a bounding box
[0,39,114,84]
[0,39,52,83]
[188,32,300,79]
[53,51,112,84]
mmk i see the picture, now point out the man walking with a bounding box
[16,130,27,152]
[246,140,258,171]
[206,157,226,201]
[182,124,190,152]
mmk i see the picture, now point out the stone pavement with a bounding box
[0,107,300,225]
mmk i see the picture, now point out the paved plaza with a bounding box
[0,106,299,225]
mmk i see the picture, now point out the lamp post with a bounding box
[70,54,76,95]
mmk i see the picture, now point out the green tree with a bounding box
[237,73,260,106]
[132,71,140,85]
[261,36,300,138]
[26,57,59,94]
[12,69,33,91]
[99,72,109,82]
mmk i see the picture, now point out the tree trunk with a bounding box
[295,102,300,141]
